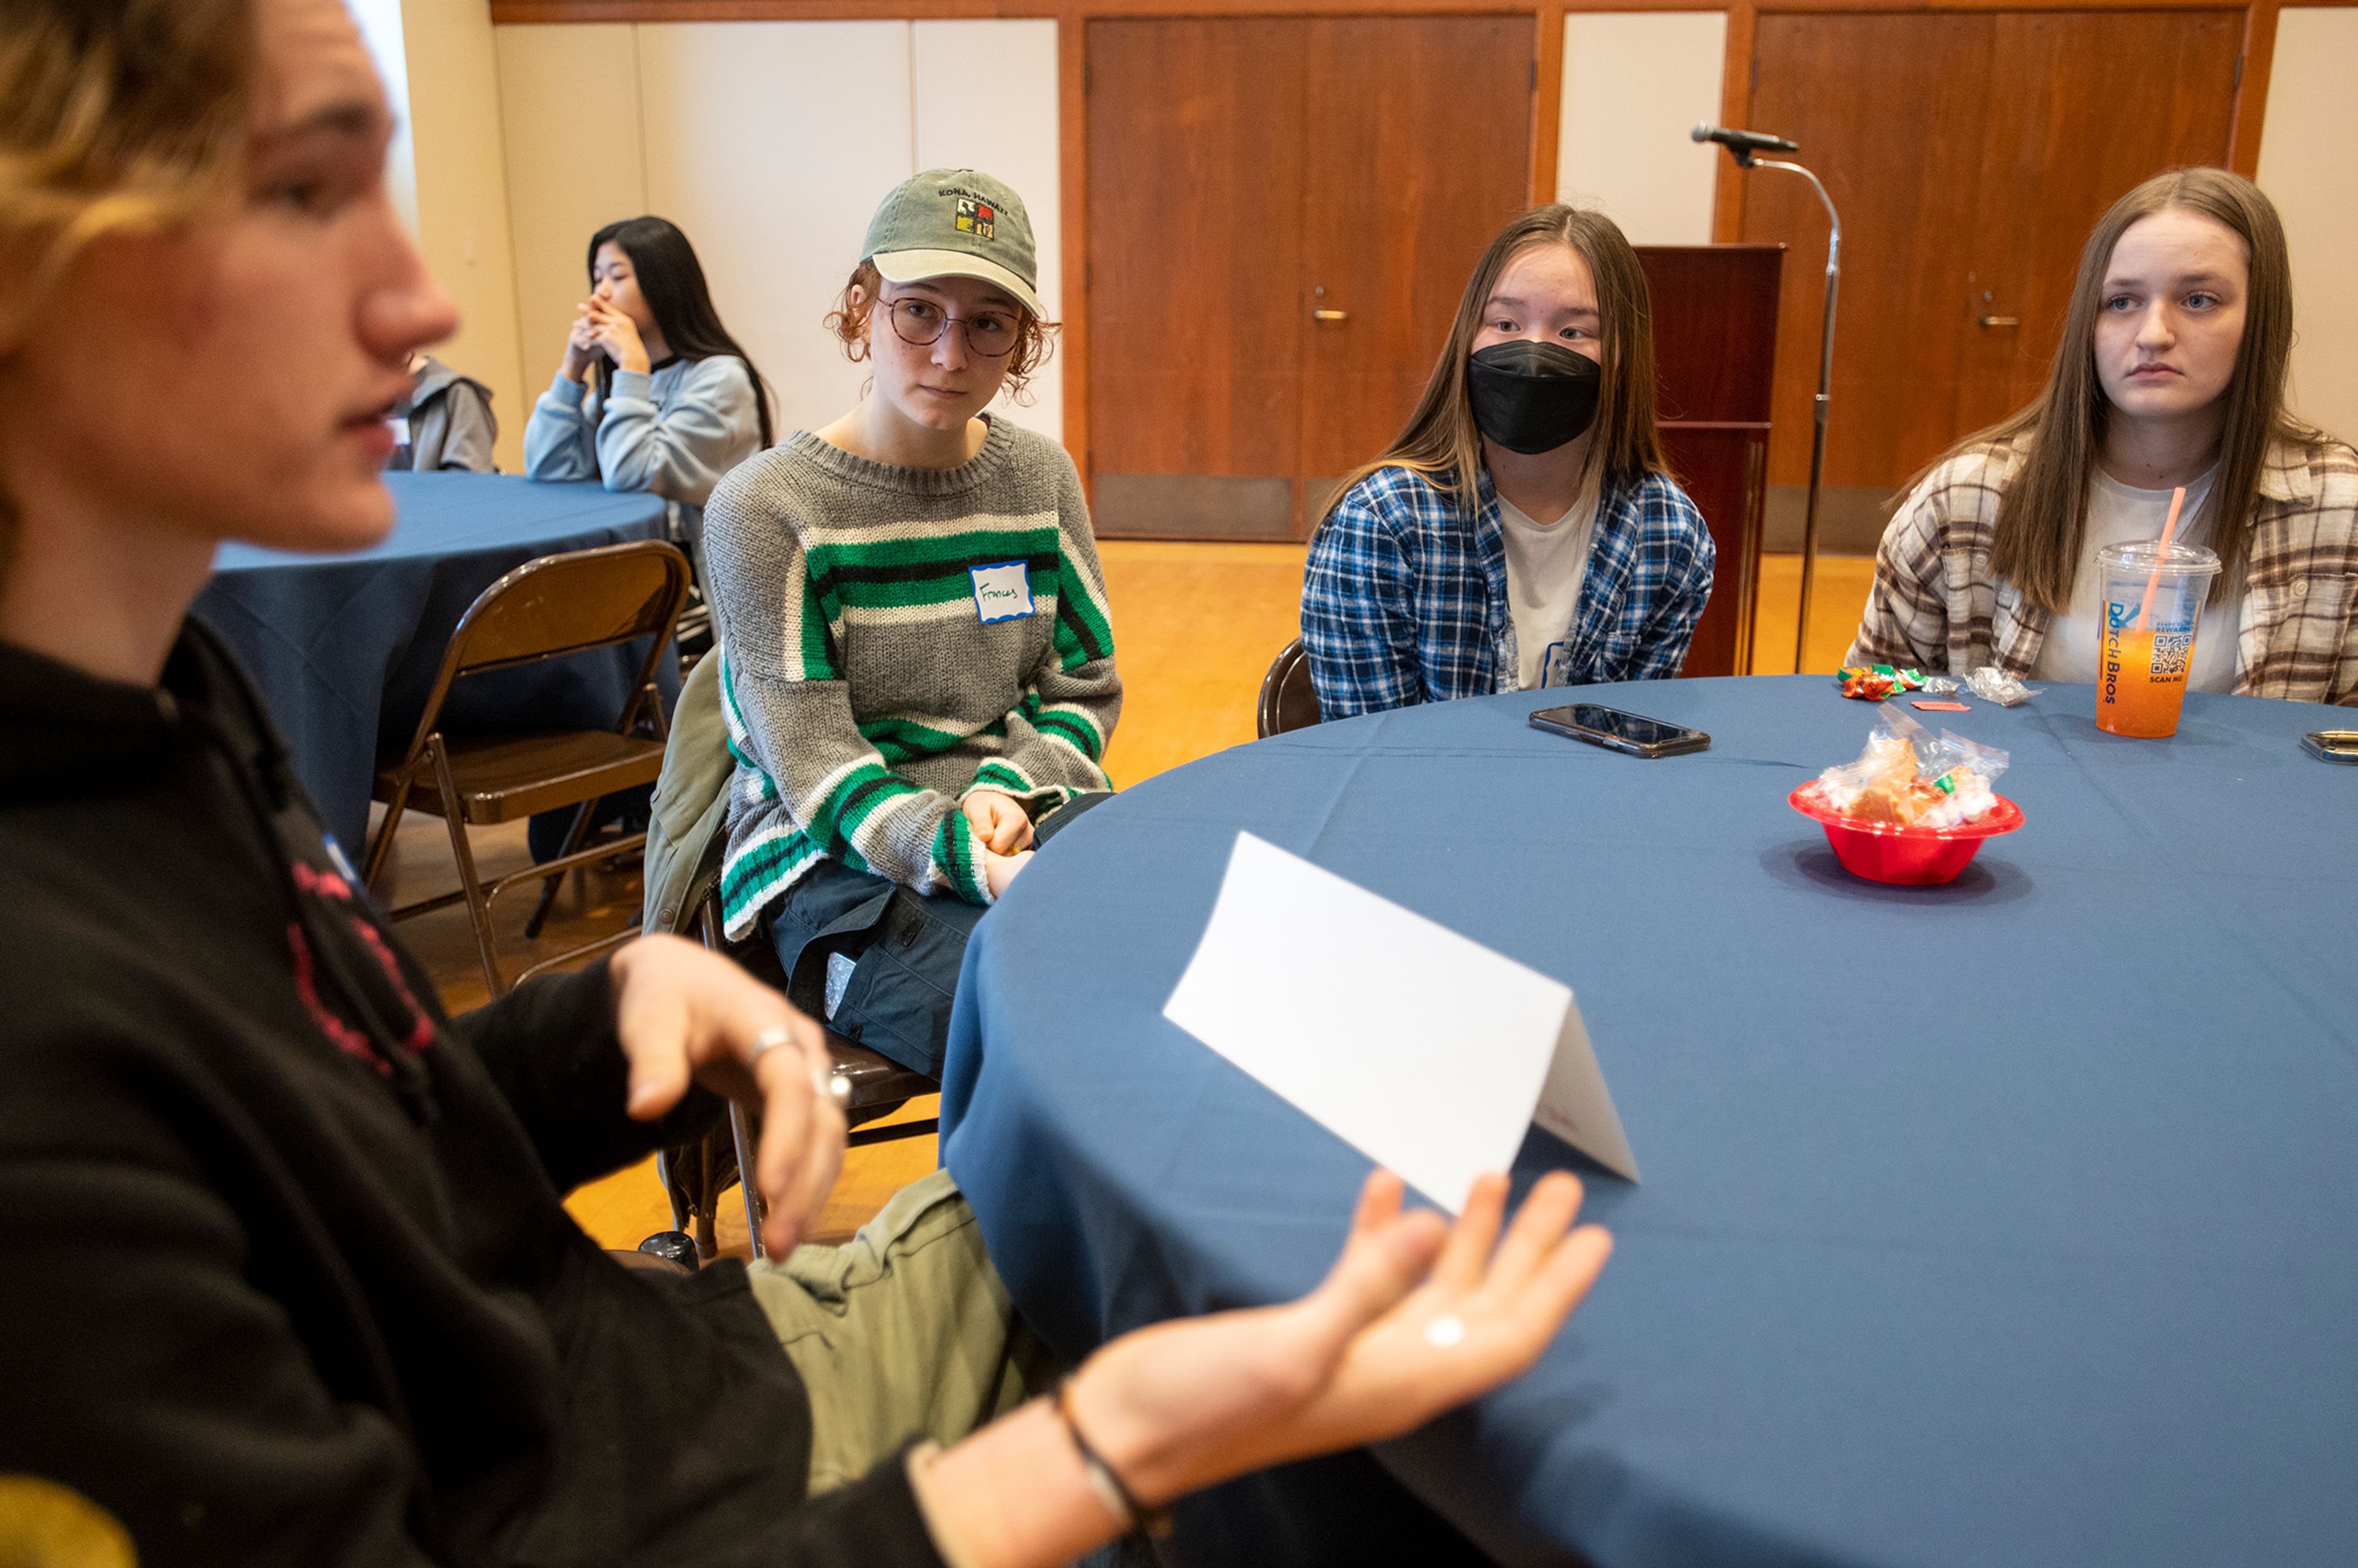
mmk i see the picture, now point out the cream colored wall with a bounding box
[911,21,1064,439]
[637,23,916,441]
[350,0,418,236]
[1556,12,1728,245]
[492,20,1063,452]
[2257,8,2358,448]
[400,0,527,472]
[494,24,645,446]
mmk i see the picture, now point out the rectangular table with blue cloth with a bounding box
[192,473,675,852]
[941,676,2358,1567]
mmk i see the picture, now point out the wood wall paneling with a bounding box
[2228,1,2282,174]
[1954,9,2239,431]
[1084,17,1308,521]
[1744,8,2241,494]
[1745,12,1995,491]
[1297,15,1536,491]
[1533,4,1568,204]
[498,1,2325,20]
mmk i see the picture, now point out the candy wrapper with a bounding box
[1965,666,2042,707]
[1808,704,2010,829]
[1835,664,1927,701]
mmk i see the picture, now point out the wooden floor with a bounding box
[390,547,1876,1257]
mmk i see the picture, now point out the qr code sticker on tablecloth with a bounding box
[2152,632,2193,677]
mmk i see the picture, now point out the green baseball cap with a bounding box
[862,168,1044,319]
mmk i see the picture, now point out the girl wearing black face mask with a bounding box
[1301,205,1715,718]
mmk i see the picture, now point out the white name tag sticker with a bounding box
[969,561,1035,624]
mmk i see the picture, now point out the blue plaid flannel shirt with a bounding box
[1301,464,1716,718]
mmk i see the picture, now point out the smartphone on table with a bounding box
[2302,730,2358,765]
[1530,703,1711,759]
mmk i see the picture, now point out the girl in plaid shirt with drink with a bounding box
[1848,169,2357,705]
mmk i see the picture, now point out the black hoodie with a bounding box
[0,623,945,1567]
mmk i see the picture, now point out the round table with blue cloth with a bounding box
[940,675,2357,1568]
[192,473,674,852]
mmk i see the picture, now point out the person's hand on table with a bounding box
[583,297,652,377]
[913,1169,1612,1568]
[963,790,1036,855]
[609,934,843,1257]
[983,847,1033,899]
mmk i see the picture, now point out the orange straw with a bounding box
[2134,485,2188,631]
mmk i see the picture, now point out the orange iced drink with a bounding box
[2096,626,2190,737]
[2094,540,2220,740]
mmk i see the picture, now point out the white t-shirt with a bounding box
[2029,466,2242,694]
[1499,476,1602,689]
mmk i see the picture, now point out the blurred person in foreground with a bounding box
[0,2,1613,1564]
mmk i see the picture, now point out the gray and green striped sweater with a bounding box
[702,417,1120,938]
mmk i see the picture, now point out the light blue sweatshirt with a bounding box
[522,355,760,511]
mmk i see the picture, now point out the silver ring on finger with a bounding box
[749,1024,795,1064]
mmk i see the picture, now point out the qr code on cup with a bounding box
[2152,632,2194,677]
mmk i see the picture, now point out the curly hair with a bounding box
[823,260,1059,405]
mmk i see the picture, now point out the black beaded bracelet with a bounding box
[1055,1380,1174,1541]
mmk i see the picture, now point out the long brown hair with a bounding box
[1981,168,2312,611]
[587,215,775,448]
[0,0,254,575]
[1318,204,1668,530]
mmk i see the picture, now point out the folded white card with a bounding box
[1162,832,1637,1213]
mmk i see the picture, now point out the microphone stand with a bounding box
[1720,145,1842,675]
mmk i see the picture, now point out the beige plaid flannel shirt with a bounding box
[1847,432,2358,706]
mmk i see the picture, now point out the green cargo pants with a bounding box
[747,1170,1062,1492]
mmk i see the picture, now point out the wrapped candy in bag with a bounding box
[1810,704,2009,829]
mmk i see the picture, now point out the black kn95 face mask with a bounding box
[1466,340,1602,455]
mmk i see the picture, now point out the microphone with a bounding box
[1691,123,1800,155]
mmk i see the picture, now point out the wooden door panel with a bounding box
[1747,10,2245,496]
[1086,18,1307,500]
[1955,10,2241,432]
[1745,12,1996,491]
[1297,15,1535,505]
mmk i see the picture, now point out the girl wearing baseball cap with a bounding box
[696,170,1121,1079]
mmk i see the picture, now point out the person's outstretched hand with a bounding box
[608,934,845,1256]
[963,790,1036,855]
[1068,1168,1611,1506]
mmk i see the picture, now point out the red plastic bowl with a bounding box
[1788,784,2024,886]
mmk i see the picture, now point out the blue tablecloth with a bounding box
[192,473,673,851]
[942,676,2358,1567]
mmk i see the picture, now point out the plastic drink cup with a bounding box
[2095,540,2222,738]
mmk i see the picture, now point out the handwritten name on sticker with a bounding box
[969,561,1035,624]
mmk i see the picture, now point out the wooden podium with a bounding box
[1635,245,1783,678]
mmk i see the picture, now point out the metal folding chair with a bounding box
[360,538,691,996]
